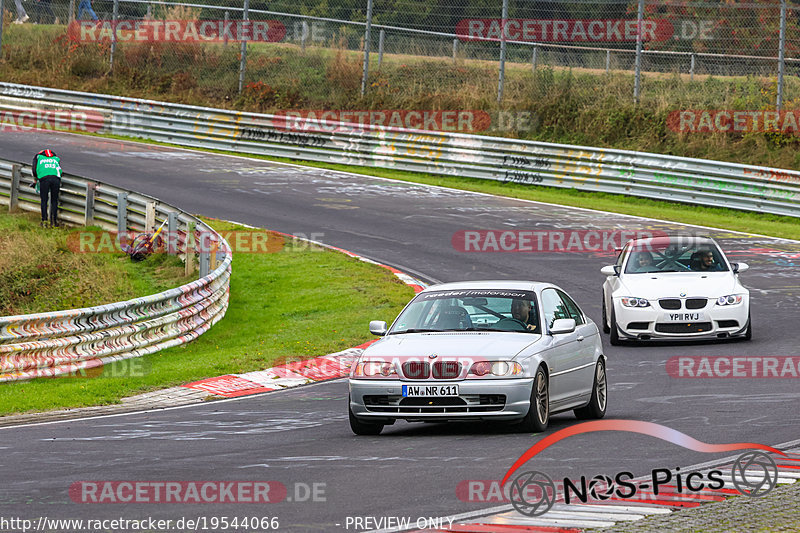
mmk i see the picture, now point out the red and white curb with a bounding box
[183,227,427,398]
[388,449,800,533]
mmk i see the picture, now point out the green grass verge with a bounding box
[0,210,193,315]
[0,218,413,415]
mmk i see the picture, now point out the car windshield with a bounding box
[388,289,541,334]
[624,239,729,274]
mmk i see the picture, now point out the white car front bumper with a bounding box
[613,296,750,340]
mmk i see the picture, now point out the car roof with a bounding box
[420,280,552,293]
[626,235,718,247]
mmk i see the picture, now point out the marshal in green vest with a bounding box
[36,155,62,179]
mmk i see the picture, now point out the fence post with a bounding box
[452,38,458,64]
[167,211,177,255]
[360,0,374,96]
[1,0,5,57]
[238,0,250,94]
[223,11,229,46]
[377,29,384,67]
[605,49,611,73]
[9,164,21,212]
[69,0,75,22]
[84,181,96,226]
[145,3,151,19]
[110,0,119,73]
[777,0,787,111]
[531,45,538,72]
[690,53,695,81]
[497,0,508,103]
[633,0,644,104]
[301,20,309,52]
[116,192,128,250]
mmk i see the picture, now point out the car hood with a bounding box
[618,272,739,299]
[365,332,542,359]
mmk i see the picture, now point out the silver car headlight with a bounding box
[716,294,744,306]
[468,361,524,377]
[621,297,650,307]
[351,360,397,378]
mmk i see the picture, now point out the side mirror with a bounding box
[550,318,576,335]
[601,265,619,276]
[733,262,749,274]
[369,320,388,336]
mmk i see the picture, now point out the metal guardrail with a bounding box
[1,82,799,219]
[0,156,232,382]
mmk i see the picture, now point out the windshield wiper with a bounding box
[389,328,440,334]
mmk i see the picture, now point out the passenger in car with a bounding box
[632,251,655,272]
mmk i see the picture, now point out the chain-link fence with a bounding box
[0,0,798,136]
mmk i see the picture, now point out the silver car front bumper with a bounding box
[349,378,535,422]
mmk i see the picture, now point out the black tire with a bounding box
[517,367,549,433]
[601,294,610,334]
[609,308,622,346]
[574,359,608,420]
[744,313,752,341]
[349,399,384,436]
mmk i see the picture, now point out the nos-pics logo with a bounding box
[501,421,783,517]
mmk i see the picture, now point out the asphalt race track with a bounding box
[1,131,800,532]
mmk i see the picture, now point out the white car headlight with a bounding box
[621,297,650,308]
[716,294,744,306]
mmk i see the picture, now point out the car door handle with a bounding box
[576,335,585,342]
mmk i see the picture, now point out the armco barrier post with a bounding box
[452,39,458,64]
[84,181,96,226]
[145,201,156,233]
[116,192,128,233]
[117,192,128,249]
[9,164,21,213]
[185,221,196,276]
[238,0,250,94]
[167,211,177,255]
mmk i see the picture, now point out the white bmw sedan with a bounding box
[601,236,751,345]
[348,281,607,435]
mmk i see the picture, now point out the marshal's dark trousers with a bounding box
[38,175,61,224]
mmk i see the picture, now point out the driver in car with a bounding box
[496,299,537,331]
[696,249,720,271]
